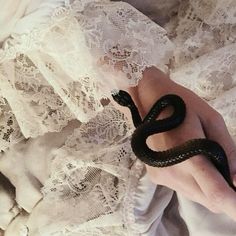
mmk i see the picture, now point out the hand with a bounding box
[128,67,236,220]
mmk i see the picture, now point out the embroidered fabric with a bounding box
[165,0,236,68]
[2,0,236,235]
[0,0,173,150]
[170,38,236,138]
[0,0,165,234]
[29,105,143,235]
[0,96,23,151]
[164,0,236,140]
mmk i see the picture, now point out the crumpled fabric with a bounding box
[1,0,236,236]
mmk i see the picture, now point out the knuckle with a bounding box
[205,111,226,130]
[208,186,225,204]
[211,111,224,123]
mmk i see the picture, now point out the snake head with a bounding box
[112,90,134,108]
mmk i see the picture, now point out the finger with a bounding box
[192,155,236,220]
[200,112,236,184]
[146,164,220,213]
[177,190,220,214]
[169,176,220,213]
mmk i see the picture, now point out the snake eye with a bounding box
[112,90,133,107]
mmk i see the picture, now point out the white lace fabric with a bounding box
[0,0,173,235]
[164,0,236,69]
[2,0,236,236]
[1,105,144,236]
[168,0,236,139]
[0,0,173,151]
[37,105,141,235]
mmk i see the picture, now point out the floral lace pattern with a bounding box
[0,96,23,151]
[2,0,236,235]
[162,0,236,140]
[0,54,75,139]
[171,42,236,139]
[0,0,174,146]
[159,0,236,69]
[37,105,142,235]
[190,0,236,25]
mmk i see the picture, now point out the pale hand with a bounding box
[127,67,236,220]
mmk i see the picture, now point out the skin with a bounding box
[126,66,236,220]
[1,65,236,225]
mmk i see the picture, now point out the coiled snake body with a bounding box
[112,90,236,191]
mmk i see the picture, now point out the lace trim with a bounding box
[122,160,144,235]
[0,0,174,149]
[34,105,141,235]
[190,0,236,26]
[166,0,236,68]
[171,43,236,137]
[0,96,24,151]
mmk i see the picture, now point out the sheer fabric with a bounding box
[0,0,173,148]
[1,0,236,235]
[0,0,174,235]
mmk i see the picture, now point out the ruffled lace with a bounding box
[171,38,236,138]
[0,0,174,151]
[162,0,236,68]
[3,0,236,235]
[31,104,143,235]
[0,1,173,234]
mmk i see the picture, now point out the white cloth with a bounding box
[1,0,236,235]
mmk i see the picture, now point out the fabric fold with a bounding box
[0,0,174,149]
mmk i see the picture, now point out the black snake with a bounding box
[112,90,236,191]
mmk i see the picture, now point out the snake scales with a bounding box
[112,90,236,191]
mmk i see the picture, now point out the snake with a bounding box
[112,90,236,191]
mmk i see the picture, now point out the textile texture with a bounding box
[1,0,236,235]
